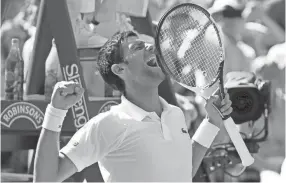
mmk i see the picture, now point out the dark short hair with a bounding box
[97,31,137,93]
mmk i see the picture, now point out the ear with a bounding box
[111,64,125,76]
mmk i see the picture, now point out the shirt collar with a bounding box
[117,95,171,121]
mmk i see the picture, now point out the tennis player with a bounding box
[34,31,233,182]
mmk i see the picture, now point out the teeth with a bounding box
[147,57,157,67]
[147,56,156,63]
[147,56,157,64]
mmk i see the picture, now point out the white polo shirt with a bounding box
[60,96,193,182]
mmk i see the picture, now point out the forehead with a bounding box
[121,35,139,48]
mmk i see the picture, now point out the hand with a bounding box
[51,81,85,110]
[204,89,233,127]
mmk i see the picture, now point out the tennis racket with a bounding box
[155,3,254,167]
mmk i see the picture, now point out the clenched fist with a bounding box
[204,89,233,128]
[51,81,85,110]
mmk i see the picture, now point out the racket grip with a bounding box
[223,117,255,167]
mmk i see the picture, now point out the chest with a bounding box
[117,112,192,165]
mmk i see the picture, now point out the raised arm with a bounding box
[34,81,127,182]
[33,81,84,182]
[191,91,233,177]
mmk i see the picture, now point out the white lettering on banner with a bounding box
[1,102,44,129]
[63,64,89,129]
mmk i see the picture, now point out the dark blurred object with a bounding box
[201,72,271,180]
[4,38,23,100]
[26,0,53,95]
[202,139,260,175]
[222,5,243,18]
[225,71,271,124]
[234,167,261,182]
[1,0,26,24]
[209,0,245,18]
[264,0,285,30]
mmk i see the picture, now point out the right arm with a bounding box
[34,129,77,182]
[34,81,126,182]
[34,81,83,182]
[33,109,124,182]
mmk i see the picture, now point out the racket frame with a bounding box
[155,3,225,91]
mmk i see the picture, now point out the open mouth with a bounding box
[146,55,158,67]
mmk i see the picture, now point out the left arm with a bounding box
[191,118,221,178]
[191,139,208,177]
[191,91,233,177]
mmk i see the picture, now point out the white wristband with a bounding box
[42,104,68,132]
[192,118,220,148]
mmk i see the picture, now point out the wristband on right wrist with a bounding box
[192,118,220,148]
[42,104,68,132]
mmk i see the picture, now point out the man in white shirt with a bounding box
[34,31,233,182]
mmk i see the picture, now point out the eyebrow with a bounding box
[128,40,145,50]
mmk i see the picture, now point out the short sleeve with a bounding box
[60,112,127,172]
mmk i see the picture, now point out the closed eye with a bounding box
[130,41,145,51]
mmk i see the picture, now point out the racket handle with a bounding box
[223,117,255,167]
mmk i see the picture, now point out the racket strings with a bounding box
[158,6,222,88]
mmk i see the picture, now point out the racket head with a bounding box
[155,3,225,94]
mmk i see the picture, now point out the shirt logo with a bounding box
[73,142,79,146]
[181,128,188,134]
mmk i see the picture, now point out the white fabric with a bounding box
[260,158,286,183]
[60,96,193,182]
[192,118,220,148]
[42,104,68,132]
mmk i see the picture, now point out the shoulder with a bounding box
[169,104,184,113]
[167,104,186,119]
[85,109,129,135]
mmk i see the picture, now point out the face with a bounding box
[112,35,165,88]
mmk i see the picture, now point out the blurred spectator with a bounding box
[1,0,26,24]
[1,0,39,98]
[209,0,256,77]
[238,43,285,177]
[241,22,270,56]
[264,0,285,31]
[149,0,214,21]
[206,0,256,147]
[252,42,285,158]
[241,0,285,56]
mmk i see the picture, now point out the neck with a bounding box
[124,84,162,116]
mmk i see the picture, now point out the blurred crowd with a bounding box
[1,0,285,182]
